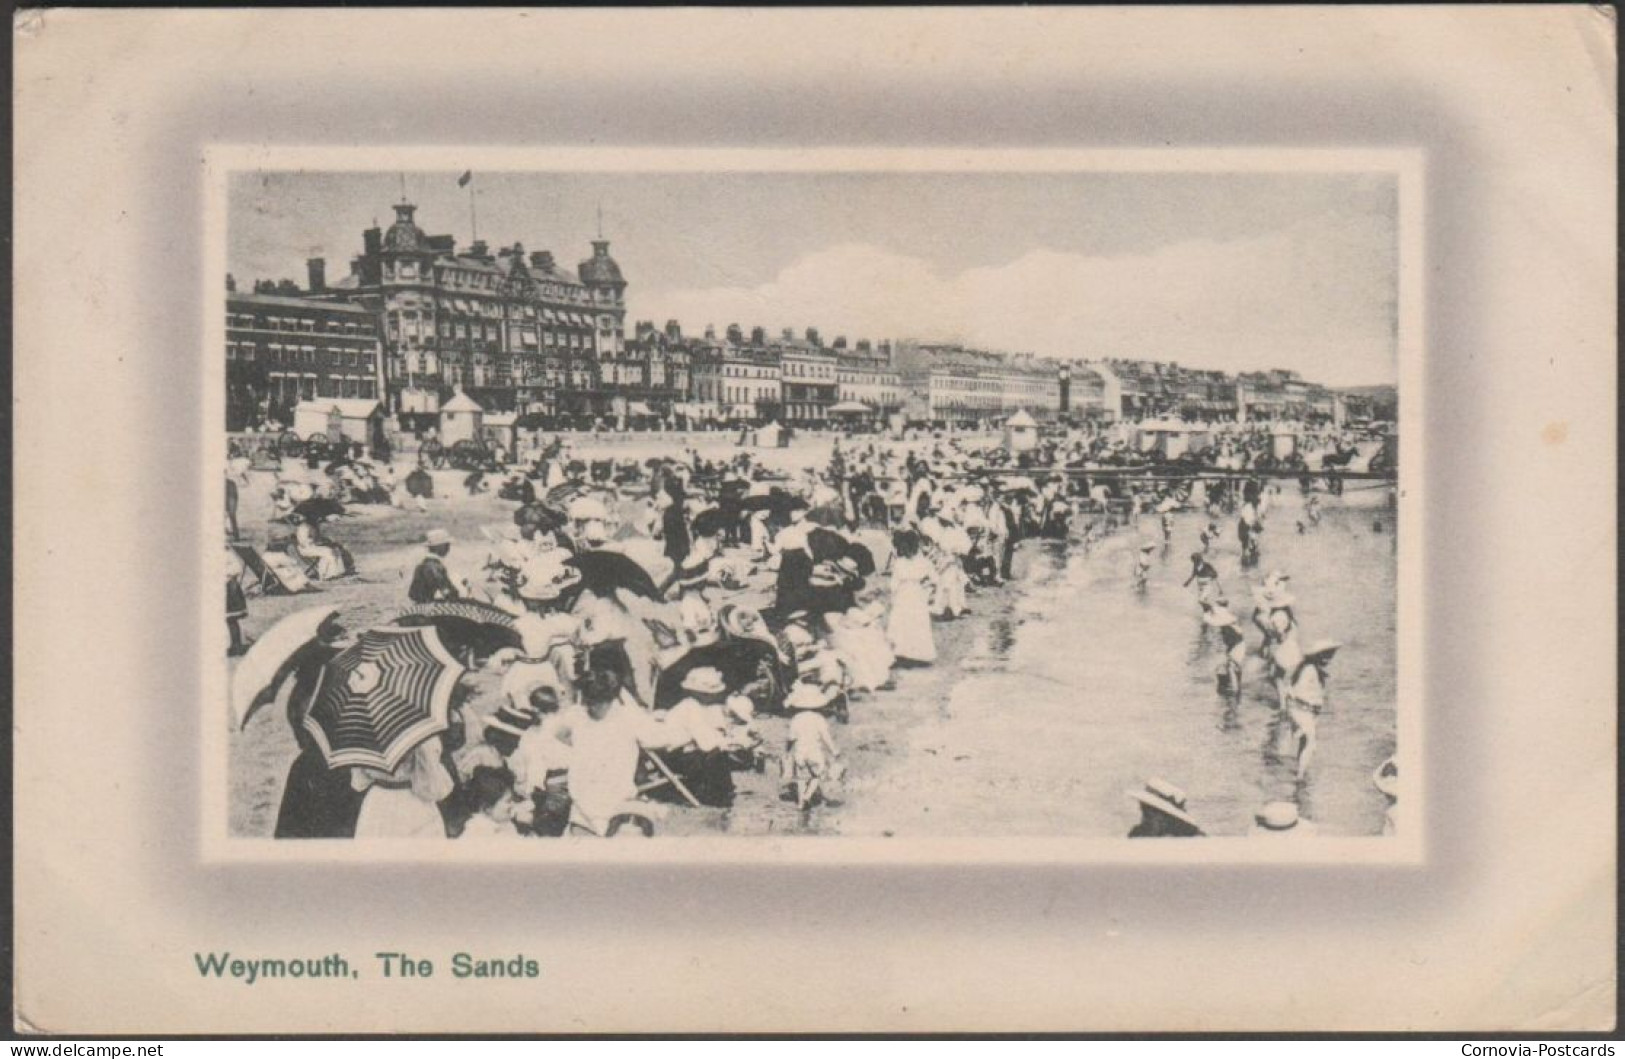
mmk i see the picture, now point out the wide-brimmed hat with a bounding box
[1253,586,1297,609]
[1126,778,1200,829]
[1254,801,1302,831]
[1303,640,1342,662]
[680,667,727,695]
[786,681,836,711]
[1372,757,1399,798]
[425,528,452,548]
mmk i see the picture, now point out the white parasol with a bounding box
[229,605,339,729]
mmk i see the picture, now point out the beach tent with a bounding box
[1137,418,1211,460]
[756,421,784,448]
[439,390,485,447]
[292,399,384,448]
[1003,409,1039,453]
[482,411,519,454]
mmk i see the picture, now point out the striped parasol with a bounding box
[304,626,465,772]
[393,600,524,659]
[396,600,518,628]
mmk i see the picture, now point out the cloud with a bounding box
[640,223,1397,385]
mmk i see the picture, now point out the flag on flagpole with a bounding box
[457,170,473,188]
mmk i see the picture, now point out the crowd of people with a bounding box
[227,419,1397,841]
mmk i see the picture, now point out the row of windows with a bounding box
[265,375,377,401]
[783,360,835,380]
[228,342,376,370]
[228,313,375,337]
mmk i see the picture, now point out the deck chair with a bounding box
[635,746,702,808]
[230,542,312,596]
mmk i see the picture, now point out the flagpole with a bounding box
[470,185,478,244]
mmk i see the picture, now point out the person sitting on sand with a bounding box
[565,669,670,837]
[408,529,461,603]
[293,514,351,581]
[454,765,529,840]
[659,667,759,807]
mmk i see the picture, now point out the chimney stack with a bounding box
[306,257,326,293]
[363,227,382,256]
[806,327,820,346]
[225,273,236,293]
[726,324,744,344]
[665,319,682,340]
[751,326,767,346]
[781,327,794,341]
[530,251,555,271]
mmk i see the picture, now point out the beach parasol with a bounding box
[303,626,466,772]
[567,549,665,601]
[289,497,347,523]
[230,605,340,729]
[514,501,568,533]
[392,601,524,660]
[690,508,728,539]
[842,541,876,577]
[654,639,788,711]
[547,481,588,505]
[805,526,849,564]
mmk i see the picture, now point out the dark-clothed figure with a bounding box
[408,529,460,603]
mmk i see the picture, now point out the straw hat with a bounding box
[1254,801,1303,831]
[786,681,836,711]
[425,528,452,548]
[1126,778,1200,830]
[1373,757,1399,799]
[679,667,727,695]
[1303,640,1342,662]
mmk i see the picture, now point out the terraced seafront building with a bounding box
[322,202,636,421]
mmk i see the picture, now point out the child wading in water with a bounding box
[1133,541,1157,591]
[1203,601,1246,699]
[1285,640,1340,778]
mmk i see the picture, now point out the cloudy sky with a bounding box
[230,169,1398,386]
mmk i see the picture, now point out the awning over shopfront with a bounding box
[626,401,655,416]
[829,400,873,414]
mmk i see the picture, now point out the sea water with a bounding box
[820,483,1399,839]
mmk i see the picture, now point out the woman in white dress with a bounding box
[827,602,894,691]
[352,736,453,839]
[886,529,936,665]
